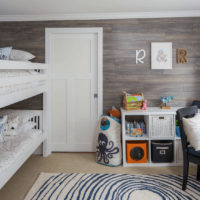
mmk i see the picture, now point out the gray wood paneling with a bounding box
[0,18,200,112]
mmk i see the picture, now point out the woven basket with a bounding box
[123,92,144,110]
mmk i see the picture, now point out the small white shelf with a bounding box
[121,107,180,167]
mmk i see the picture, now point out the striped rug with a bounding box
[25,173,200,200]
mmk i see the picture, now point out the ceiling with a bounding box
[0,0,200,15]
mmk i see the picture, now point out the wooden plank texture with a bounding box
[0,18,199,112]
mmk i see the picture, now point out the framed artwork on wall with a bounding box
[151,42,172,69]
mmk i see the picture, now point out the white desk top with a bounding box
[121,107,181,115]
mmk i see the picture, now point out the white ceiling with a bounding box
[0,0,200,15]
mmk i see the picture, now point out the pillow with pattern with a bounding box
[0,47,12,60]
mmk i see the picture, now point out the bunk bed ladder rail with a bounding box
[29,110,43,130]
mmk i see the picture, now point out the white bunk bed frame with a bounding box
[0,60,50,189]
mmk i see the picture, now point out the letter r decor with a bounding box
[177,48,187,64]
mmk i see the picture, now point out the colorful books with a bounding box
[125,120,146,137]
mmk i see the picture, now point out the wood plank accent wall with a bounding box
[0,18,200,112]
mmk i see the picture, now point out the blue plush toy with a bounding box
[160,96,174,108]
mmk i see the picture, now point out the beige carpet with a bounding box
[0,153,197,200]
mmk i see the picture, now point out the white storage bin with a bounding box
[96,116,122,167]
[150,115,174,138]
[176,140,183,163]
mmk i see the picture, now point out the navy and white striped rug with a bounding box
[25,173,200,200]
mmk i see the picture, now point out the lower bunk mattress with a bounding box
[0,130,42,172]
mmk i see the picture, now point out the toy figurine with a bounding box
[160,96,174,109]
[142,100,147,110]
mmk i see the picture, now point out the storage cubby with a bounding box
[125,115,149,139]
[150,115,174,138]
[121,107,181,167]
[126,141,148,164]
[151,140,174,163]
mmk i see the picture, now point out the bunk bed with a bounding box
[0,60,49,189]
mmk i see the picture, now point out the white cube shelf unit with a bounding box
[121,107,183,167]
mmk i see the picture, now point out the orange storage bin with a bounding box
[126,141,148,163]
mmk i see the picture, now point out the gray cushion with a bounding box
[188,147,200,158]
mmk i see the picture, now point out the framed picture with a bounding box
[151,42,172,69]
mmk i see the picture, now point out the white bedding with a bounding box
[0,130,42,172]
[0,70,39,78]
[0,109,38,124]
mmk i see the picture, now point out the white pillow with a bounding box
[17,121,37,133]
[0,47,12,60]
[183,113,200,151]
[10,49,35,61]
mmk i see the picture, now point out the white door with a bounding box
[46,28,103,152]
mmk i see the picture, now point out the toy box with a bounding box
[123,92,144,110]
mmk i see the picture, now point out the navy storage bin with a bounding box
[151,140,174,163]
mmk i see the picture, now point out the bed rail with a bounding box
[0,60,48,70]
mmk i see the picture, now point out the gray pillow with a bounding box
[0,47,12,60]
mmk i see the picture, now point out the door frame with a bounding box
[45,27,103,153]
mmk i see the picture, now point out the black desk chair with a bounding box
[177,106,200,190]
